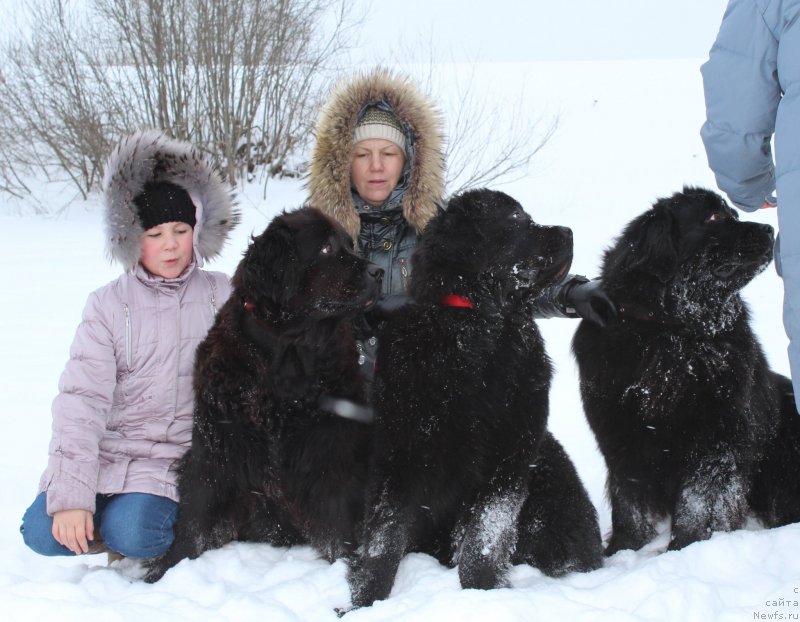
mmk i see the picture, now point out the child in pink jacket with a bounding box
[20,130,239,560]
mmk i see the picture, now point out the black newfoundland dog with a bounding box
[347,189,603,609]
[144,207,382,582]
[572,186,800,555]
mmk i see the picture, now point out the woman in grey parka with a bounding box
[701,0,800,411]
[307,68,614,375]
[20,130,239,560]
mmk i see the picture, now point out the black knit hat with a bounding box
[133,180,197,231]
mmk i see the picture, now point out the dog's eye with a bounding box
[707,212,726,222]
[320,243,333,255]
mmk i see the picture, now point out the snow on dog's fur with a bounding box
[573,186,800,555]
[145,207,382,582]
[347,189,602,609]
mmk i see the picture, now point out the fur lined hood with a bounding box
[103,129,240,271]
[307,68,445,241]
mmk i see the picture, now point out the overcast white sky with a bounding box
[0,0,731,62]
[354,0,730,62]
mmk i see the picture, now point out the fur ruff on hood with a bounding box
[103,129,240,271]
[307,68,445,242]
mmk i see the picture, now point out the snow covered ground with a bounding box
[1,60,798,621]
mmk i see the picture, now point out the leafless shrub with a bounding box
[0,1,122,198]
[436,67,558,195]
[0,0,550,210]
[0,0,359,208]
[389,43,558,196]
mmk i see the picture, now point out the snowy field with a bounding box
[1,59,798,621]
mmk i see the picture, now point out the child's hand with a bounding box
[52,509,94,555]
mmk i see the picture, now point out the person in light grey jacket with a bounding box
[700,0,800,411]
[20,129,240,560]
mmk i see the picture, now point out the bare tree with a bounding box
[0,0,547,208]
[0,0,125,198]
[0,0,360,206]
[94,0,195,138]
[436,67,558,195]
[250,0,354,180]
[388,43,558,197]
[188,0,354,183]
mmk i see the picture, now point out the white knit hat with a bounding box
[353,106,406,150]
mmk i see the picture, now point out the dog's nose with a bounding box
[555,226,573,243]
[757,223,775,240]
[744,222,775,247]
[541,225,573,252]
[369,266,384,281]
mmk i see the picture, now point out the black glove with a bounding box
[563,278,616,326]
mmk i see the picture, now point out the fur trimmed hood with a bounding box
[103,129,240,271]
[307,68,445,241]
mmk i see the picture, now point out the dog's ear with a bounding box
[431,201,491,270]
[606,203,678,284]
[234,219,298,310]
[629,204,679,283]
[410,206,488,302]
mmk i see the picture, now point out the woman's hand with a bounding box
[564,278,617,326]
[52,509,94,555]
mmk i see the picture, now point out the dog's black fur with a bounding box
[347,189,603,608]
[144,207,382,582]
[750,373,800,528]
[572,186,800,555]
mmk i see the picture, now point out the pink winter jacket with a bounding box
[38,261,231,515]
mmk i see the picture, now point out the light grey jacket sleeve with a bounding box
[44,290,116,515]
[700,0,782,211]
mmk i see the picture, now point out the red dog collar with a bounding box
[441,294,474,309]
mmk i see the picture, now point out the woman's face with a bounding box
[350,139,406,207]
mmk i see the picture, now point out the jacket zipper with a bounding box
[399,257,409,292]
[174,294,181,415]
[124,303,132,369]
[206,271,219,316]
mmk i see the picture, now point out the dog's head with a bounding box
[411,189,573,307]
[602,186,774,326]
[232,207,383,323]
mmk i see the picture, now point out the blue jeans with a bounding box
[20,492,177,559]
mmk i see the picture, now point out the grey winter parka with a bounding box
[38,130,239,515]
[700,0,800,401]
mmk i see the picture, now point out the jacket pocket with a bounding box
[97,450,131,494]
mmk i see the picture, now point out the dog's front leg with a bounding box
[605,475,658,555]
[456,480,528,591]
[346,494,412,609]
[670,449,748,550]
[143,446,237,582]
